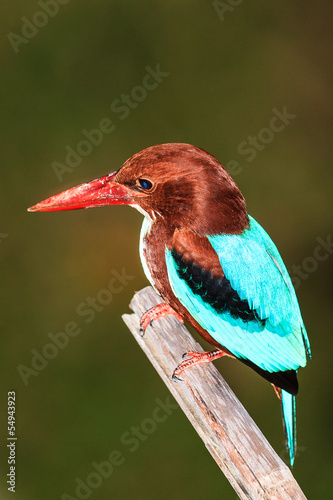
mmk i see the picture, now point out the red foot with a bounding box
[172,350,226,381]
[140,303,183,336]
[272,384,282,400]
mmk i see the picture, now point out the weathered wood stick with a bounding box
[122,286,307,500]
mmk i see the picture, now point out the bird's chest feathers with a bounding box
[139,216,156,288]
[139,218,172,298]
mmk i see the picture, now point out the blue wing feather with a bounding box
[165,215,310,373]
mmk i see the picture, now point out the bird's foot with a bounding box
[139,303,183,337]
[172,349,226,381]
[272,384,282,400]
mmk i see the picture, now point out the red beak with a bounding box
[28,172,133,212]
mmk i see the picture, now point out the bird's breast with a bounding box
[138,217,175,300]
[138,218,230,351]
[139,216,157,291]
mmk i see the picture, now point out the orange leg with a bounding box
[172,350,226,381]
[272,384,282,400]
[140,303,184,336]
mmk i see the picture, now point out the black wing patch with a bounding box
[171,249,266,326]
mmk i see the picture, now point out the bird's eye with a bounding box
[137,178,154,191]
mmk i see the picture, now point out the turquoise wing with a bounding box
[165,215,310,374]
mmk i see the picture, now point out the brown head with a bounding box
[28,143,249,235]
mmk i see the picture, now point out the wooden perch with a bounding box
[122,287,307,500]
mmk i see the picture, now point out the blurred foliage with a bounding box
[0,1,332,499]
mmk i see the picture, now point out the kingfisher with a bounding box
[28,143,310,466]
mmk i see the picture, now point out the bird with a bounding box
[28,143,311,466]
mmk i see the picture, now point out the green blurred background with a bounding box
[1,1,332,499]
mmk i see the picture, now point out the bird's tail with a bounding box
[281,389,296,467]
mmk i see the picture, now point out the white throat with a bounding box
[138,215,155,289]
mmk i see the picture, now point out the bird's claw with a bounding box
[182,350,196,359]
[139,318,154,338]
[172,371,183,383]
[140,303,183,339]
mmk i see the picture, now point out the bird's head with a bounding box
[28,143,248,234]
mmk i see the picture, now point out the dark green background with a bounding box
[1,1,332,499]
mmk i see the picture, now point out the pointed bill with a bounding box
[28,172,133,212]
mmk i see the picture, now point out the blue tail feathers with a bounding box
[281,389,296,466]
